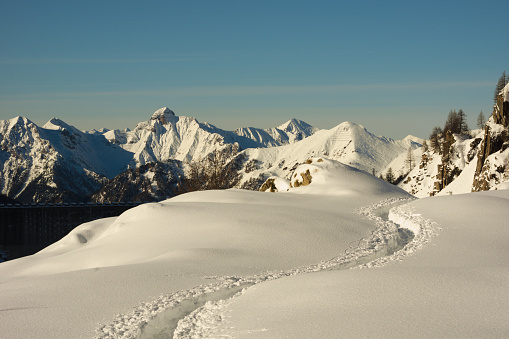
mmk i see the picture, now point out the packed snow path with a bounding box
[95,197,421,338]
[1,159,507,338]
[182,192,509,338]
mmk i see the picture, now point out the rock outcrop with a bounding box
[259,178,278,192]
[472,84,509,191]
[90,161,182,203]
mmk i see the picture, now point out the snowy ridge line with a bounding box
[359,203,440,268]
[94,197,416,338]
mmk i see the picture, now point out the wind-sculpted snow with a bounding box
[238,121,420,188]
[2,157,506,338]
[94,197,417,338]
[176,192,508,338]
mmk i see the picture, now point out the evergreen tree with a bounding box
[385,167,395,184]
[457,109,469,133]
[422,140,429,153]
[444,110,461,134]
[477,111,486,129]
[494,71,507,104]
[441,130,455,164]
[405,146,414,171]
[430,126,442,153]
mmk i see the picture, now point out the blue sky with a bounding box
[1,0,507,139]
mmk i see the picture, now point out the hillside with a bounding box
[398,83,509,197]
[0,158,507,338]
[237,121,420,189]
[0,108,316,203]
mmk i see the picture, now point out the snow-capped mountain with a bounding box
[0,116,129,203]
[102,108,317,166]
[0,108,317,203]
[237,121,420,188]
[234,118,318,147]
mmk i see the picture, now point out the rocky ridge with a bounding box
[0,108,317,203]
[472,83,509,191]
[398,83,509,196]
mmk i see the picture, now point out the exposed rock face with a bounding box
[1,108,317,203]
[0,117,115,203]
[291,169,313,187]
[472,88,509,192]
[151,107,176,125]
[259,178,278,192]
[91,161,182,203]
[493,91,509,127]
[434,163,461,194]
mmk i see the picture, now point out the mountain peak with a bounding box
[43,118,81,134]
[277,118,316,134]
[403,135,425,145]
[8,116,32,129]
[151,107,176,124]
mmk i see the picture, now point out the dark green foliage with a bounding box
[384,167,395,184]
[441,130,455,165]
[494,71,508,104]
[477,111,486,129]
[458,109,469,133]
[430,126,442,153]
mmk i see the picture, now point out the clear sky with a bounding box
[1,0,507,139]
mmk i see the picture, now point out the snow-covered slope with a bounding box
[398,132,484,197]
[0,158,411,338]
[108,108,317,165]
[234,118,318,147]
[0,116,131,202]
[0,108,318,202]
[197,190,509,338]
[1,158,507,338]
[238,121,420,187]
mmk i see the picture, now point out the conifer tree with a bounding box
[385,167,395,184]
[458,109,469,133]
[405,146,414,171]
[477,111,486,129]
[430,126,442,153]
[422,140,429,153]
[494,71,507,103]
[444,110,461,134]
[441,130,455,164]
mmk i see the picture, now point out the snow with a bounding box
[239,121,418,188]
[398,130,485,197]
[0,159,410,338]
[1,158,508,338]
[436,155,479,196]
[403,134,425,145]
[180,190,509,338]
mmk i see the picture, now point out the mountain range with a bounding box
[2,92,508,204]
[0,108,317,203]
